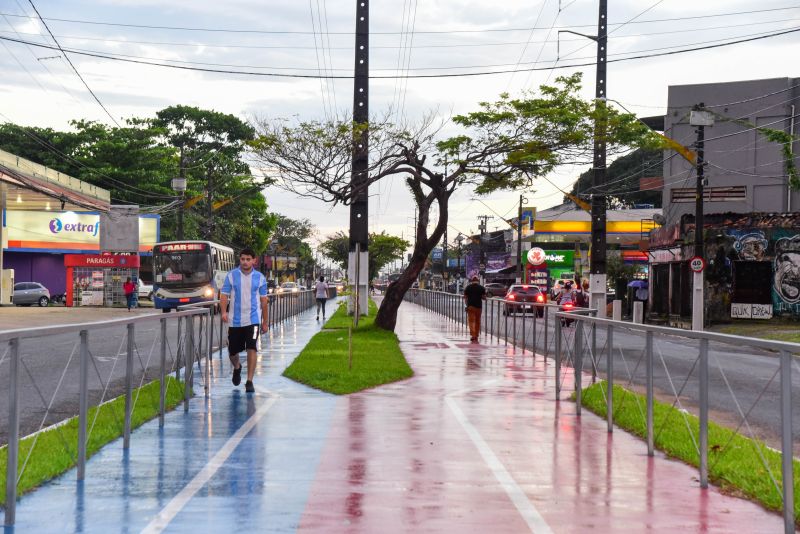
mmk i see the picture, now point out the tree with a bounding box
[267,215,317,280]
[319,231,410,281]
[251,74,657,331]
[568,147,663,208]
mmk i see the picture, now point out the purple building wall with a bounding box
[4,252,66,294]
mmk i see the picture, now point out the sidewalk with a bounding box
[3,299,786,533]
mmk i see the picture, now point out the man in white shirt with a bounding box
[220,247,269,393]
[315,275,330,321]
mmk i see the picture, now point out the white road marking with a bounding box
[445,393,554,534]
[141,391,279,534]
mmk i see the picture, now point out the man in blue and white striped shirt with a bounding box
[220,247,269,393]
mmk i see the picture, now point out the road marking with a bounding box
[445,393,553,534]
[141,391,279,534]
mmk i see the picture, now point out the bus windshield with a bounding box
[154,251,211,287]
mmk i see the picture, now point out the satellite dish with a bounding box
[653,213,666,225]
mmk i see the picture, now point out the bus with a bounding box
[151,240,235,311]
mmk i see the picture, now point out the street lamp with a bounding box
[171,177,187,240]
[454,233,465,293]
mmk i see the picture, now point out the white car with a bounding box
[277,282,299,293]
[137,279,153,300]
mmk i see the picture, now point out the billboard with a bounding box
[6,210,159,253]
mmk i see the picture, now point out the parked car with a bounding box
[13,282,50,307]
[503,285,546,317]
[137,279,153,300]
[485,282,508,297]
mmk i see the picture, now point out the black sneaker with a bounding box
[245,380,255,393]
[232,366,242,386]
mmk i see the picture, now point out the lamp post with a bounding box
[455,233,465,294]
[171,177,187,240]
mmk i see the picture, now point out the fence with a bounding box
[1,289,315,526]
[407,288,798,533]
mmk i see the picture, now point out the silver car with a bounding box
[13,282,50,307]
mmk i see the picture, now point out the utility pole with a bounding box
[348,0,369,316]
[589,0,609,317]
[690,104,714,331]
[516,194,528,284]
[442,226,448,291]
[455,233,465,293]
[177,149,186,240]
[477,215,494,283]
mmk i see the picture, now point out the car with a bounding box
[485,282,508,297]
[13,282,50,307]
[137,279,153,300]
[503,284,546,317]
[277,282,299,294]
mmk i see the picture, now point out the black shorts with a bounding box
[228,325,259,355]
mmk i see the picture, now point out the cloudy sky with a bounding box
[1,0,799,252]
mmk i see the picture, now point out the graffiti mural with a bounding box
[730,230,768,261]
[773,235,800,313]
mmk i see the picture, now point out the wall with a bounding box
[662,77,800,225]
[4,252,66,294]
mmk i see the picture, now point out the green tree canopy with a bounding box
[568,147,663,208]
[319,231,410,281]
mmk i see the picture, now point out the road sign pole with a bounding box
[690,256,705,331]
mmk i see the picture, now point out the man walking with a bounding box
[463,275,486,342]
[220,247,269,394]
[315,275,329,321]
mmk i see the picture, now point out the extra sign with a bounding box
[689,256,706,273]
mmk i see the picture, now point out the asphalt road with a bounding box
[450,300,800,454]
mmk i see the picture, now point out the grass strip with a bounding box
[283,300,413,394]
[581,381,800,523]
[0,376,184,505]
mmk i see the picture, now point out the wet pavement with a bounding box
[2,300,787,533]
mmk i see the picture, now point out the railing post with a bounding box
[575,319,583,416]
[205,308,212,397]
[591,319,597,383]
[504,302,508,346]
[521,306,527,354]
[77,330,89,480]
[512,304,517,350]
[544,306,550,360]
[780,349,794,533]
[184,314,194,412]
[5,338,20,527]
[123,323,134,449]
[646,330,654,456]
[533,306,538,355]
[219,302,225,360]
[159,318,167,427]
[175,316,182,381]
[554,315,562,399]
[606,324,614,433]
[699,337,708,488]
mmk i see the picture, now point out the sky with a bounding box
[1,0,800,253]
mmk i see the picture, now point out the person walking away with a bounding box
[315,275,330,321]
[220,247,269,394]
[463,275,487,342]
[123,277,136,311]
[573,278,589,308]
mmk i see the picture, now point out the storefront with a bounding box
[524,248,577,287]
[3,210,159,296]
[65,253,141,307]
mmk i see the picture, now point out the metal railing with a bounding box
[1,289,315,526]
[408,288,798,533]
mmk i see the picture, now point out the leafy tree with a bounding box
[568,147,663,208]
[267,215,317,281]
[251,73,657,331]
[319,231,410,281]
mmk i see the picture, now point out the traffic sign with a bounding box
[689,256,705,273]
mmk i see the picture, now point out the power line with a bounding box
[25,0,120,127]
[3,25,799,79]
[2,5,798,35]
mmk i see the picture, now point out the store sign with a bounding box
[156,243,205,252]
[731,303,773,319]
[6,210,158,251]
[527,247,546,265]
[64,254,141,268]
[527,249,574,268]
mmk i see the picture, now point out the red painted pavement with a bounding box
[299,302,786,533]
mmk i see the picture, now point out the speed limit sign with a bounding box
[689,256,705,273]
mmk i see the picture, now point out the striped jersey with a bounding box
[220,268,268,327]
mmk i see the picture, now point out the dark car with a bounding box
[503,284,546,317]
[13,282,50,307]
[485,282,508,297]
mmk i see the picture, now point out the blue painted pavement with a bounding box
[3,305,338,534]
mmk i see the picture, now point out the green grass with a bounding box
[283,299,413,394]
[581,381,800,523]
[0,376,185,505]
[712,322,800,344]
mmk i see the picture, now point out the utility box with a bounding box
[1,269,14,305]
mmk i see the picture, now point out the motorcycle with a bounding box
[560,302,575,327]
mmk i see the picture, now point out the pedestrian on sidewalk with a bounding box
[123,277,136,311]
[463,275,486,342]
[315,275,329,321]
[220,247,269,394]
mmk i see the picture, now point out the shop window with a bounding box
[732,261,772,304]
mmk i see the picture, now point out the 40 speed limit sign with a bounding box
[689,256,705,273]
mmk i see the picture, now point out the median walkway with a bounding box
[3,299,785,533]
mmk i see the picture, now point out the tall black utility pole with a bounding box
[694,104,706,259]
[689,104,713,331]
[477,215,494,281]
[349,0,369,314]
[589,0,608,315]
[516,194,527,283]
[442,226,448,290]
